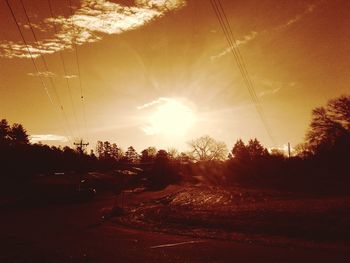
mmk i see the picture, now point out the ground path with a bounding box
[1,192,349,262]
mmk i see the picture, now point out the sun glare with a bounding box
[142,98,196,137]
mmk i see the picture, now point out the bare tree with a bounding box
[188,135,228,161]
[327,95,350,129]
[293,143,312,159]
[306,95,350,151]
[167,147,179,160]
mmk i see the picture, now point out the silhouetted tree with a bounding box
[124,146,139,163]
[0,120,104,176]
[0,119,10,146]
[327,95,350,129]
[96,141,104,158]
[246,138,269,159]
[167,147,179,160]
[269,148,285,158]
[307,107,346,151]
[231,139,249,160]
[178,152,191,163]
[9,123,29,145]
[111,143,123,160]
[103,141,112,158]
[96,141,122,161]
[188,135,228,161]
[306,95,350,152]
[155,149,169,163]
[231,138,268,161]
[147,149,179,189]
[293,143,312,159]
[140,146,157,163]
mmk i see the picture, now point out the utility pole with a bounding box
[74,139,89,154]
[288,142,291,158]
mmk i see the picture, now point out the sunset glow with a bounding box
[1,1,349,260]
[140,98,196,137]
[0,0,349,151]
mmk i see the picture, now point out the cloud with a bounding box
[258,79,299,97]
[0,41,66,59]
[63,74,78,79]
[0,0,186,59]
[275,2,320,31]
[136,0,185,11]
[30,134,69,143]
[210,31,258,60]
[268,144,294,156]
[259,87,281,97]
[27,71,56,77]
[23,22,53,32]
[211,1,323,60]
[27,71,79,79]
[137,97,172,110]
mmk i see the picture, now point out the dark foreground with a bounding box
[1,192,350,263]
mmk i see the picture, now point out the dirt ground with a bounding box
[1,175,350,262]
[116,185,350,250]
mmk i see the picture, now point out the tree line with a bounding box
[1,94,349,192]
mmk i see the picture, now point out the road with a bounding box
[0,193,349,263]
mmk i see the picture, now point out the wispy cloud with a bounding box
[23,22,54,32]
[30,134,69,143]
[259,87,281,97]
[27,71,56,77]
[275,2,320,31]
[210,31,258,60]
[63,74,78,79]
[211,1,324,60]
[137,97,172,110]
[27,71,79,79]
[0,0,186,59]
[258,79,298,97]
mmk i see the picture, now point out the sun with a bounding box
[141,98,197,137]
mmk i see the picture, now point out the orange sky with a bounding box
[1,0,349,152]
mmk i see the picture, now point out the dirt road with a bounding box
[1,193,349,262]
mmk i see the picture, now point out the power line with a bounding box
[4,0,72,141]
[210,0,261,115]
[216,0,262,105]
[5,0,71,141]
[68,0,88,140]
[47,0,81,139]
[213,0,265,121]
[18,0,75,140]
[4,0,54,105]
[210,0,276,145]
[216,0,275,144]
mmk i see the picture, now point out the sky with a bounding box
[0,0,349,153]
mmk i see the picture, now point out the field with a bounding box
[1,173,350,262]
[115,185,350,250]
